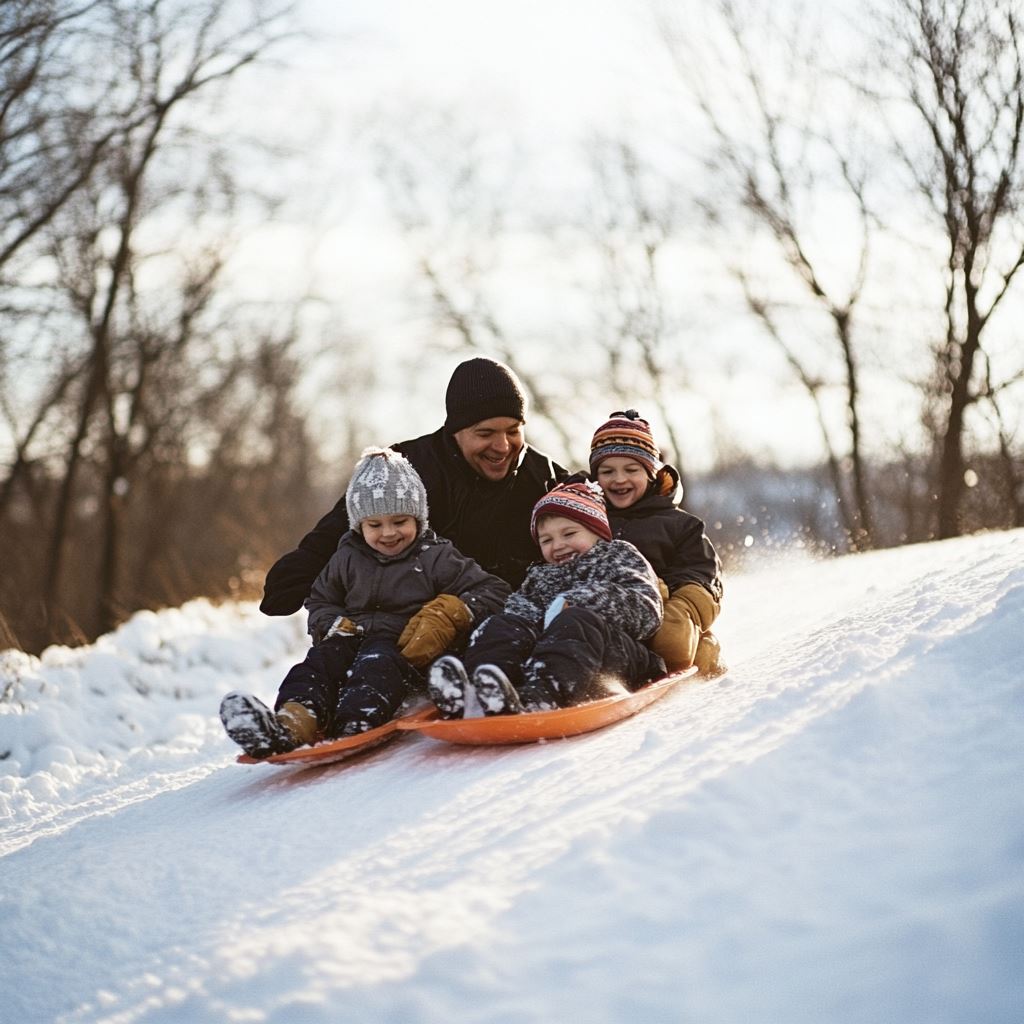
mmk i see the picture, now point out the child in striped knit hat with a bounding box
[589,410,725,677]
[427,480,666,717]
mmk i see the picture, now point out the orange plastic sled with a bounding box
[236,705,436,766]
[397,667,698,746]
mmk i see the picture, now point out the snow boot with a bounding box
[693,631,727,678]
[219,692,298,758]
[515,662,561,713]
[427,655,469,719]
[470,664,523,716]
[277,701,319,746]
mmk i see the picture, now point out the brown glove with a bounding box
[649,583,720,672]
[398,594,473,669]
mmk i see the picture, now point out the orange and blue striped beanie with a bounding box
[589,409,660,478]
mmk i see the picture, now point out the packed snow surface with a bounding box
[1,530,1022,1023]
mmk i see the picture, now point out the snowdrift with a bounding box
[1,530,1022,1023]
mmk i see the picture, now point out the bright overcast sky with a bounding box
[229,0,887,470]
[301,0,670,139]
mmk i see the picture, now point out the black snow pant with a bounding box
[465,608,666,708]
[275,634,421,736]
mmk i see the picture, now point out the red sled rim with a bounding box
[397,667,697,745]
[236,705,435,765]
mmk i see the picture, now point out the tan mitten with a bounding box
[649,583,719,672]
[398,594,473,669]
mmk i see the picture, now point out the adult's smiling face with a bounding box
[452,416,525,481]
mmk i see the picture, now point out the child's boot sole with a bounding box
[220,691,295,758]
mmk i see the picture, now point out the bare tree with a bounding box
[0,1,114,527]
[977,354,1024,527]
[584,137,693,479]
[0,1,116,275]
[877,0,1024,537]
[33,0,293,634]
[0,2,378,654]
[0,344,85,517]
[372,108,579,457]
[661,0,879,548]
[116,324,322,620]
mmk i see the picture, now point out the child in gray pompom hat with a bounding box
[220,447,509,758]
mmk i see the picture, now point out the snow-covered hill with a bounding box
[1,530,1022,1024]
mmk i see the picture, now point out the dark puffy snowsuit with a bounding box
[465,538,666,709]
[278,527,508,734]
[275,634,418,734]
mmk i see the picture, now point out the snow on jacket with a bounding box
[605,465,723,602]
[305,527,511,644]
[504,539,664,641]
[262,428,568,616]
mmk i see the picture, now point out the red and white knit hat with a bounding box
[589,409,660,478]
[530,481,612,542]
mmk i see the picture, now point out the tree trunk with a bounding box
[42,345,107,617]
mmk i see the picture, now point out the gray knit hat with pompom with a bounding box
[345,447,429,529]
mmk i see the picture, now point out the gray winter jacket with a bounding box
[504,540,663,640]
[305,528,510,643]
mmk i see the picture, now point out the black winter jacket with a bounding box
[306,528,510,643]
[262,428,567,615]
[605,465,723,602]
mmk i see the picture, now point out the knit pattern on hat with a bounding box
[346,447,429,528]
[444,357,527,434]
[589,409,660,478]
[530,481,612,542]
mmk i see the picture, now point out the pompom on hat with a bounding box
[346,447,429,530]
[589,409,660,479]
[444,357,527,434]
[530,481,612,543]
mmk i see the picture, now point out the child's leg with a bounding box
[275,635,362,735]
[334,638,420,735]
[460,612,540,715]
[425,614,537,718]
[220,636,362,757]
[523,607,666,708]
[462,613,537,686]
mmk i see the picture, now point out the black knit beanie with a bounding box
[443,357,527,434]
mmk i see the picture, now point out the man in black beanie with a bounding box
[261,357,568,624]
[442,357,528,481]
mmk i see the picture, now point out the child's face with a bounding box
[536,515,602,565]
[595,456,650,509]
[360,514,418,556]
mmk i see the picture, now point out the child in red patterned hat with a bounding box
[427,481,667,717]
[589,409,725,677]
